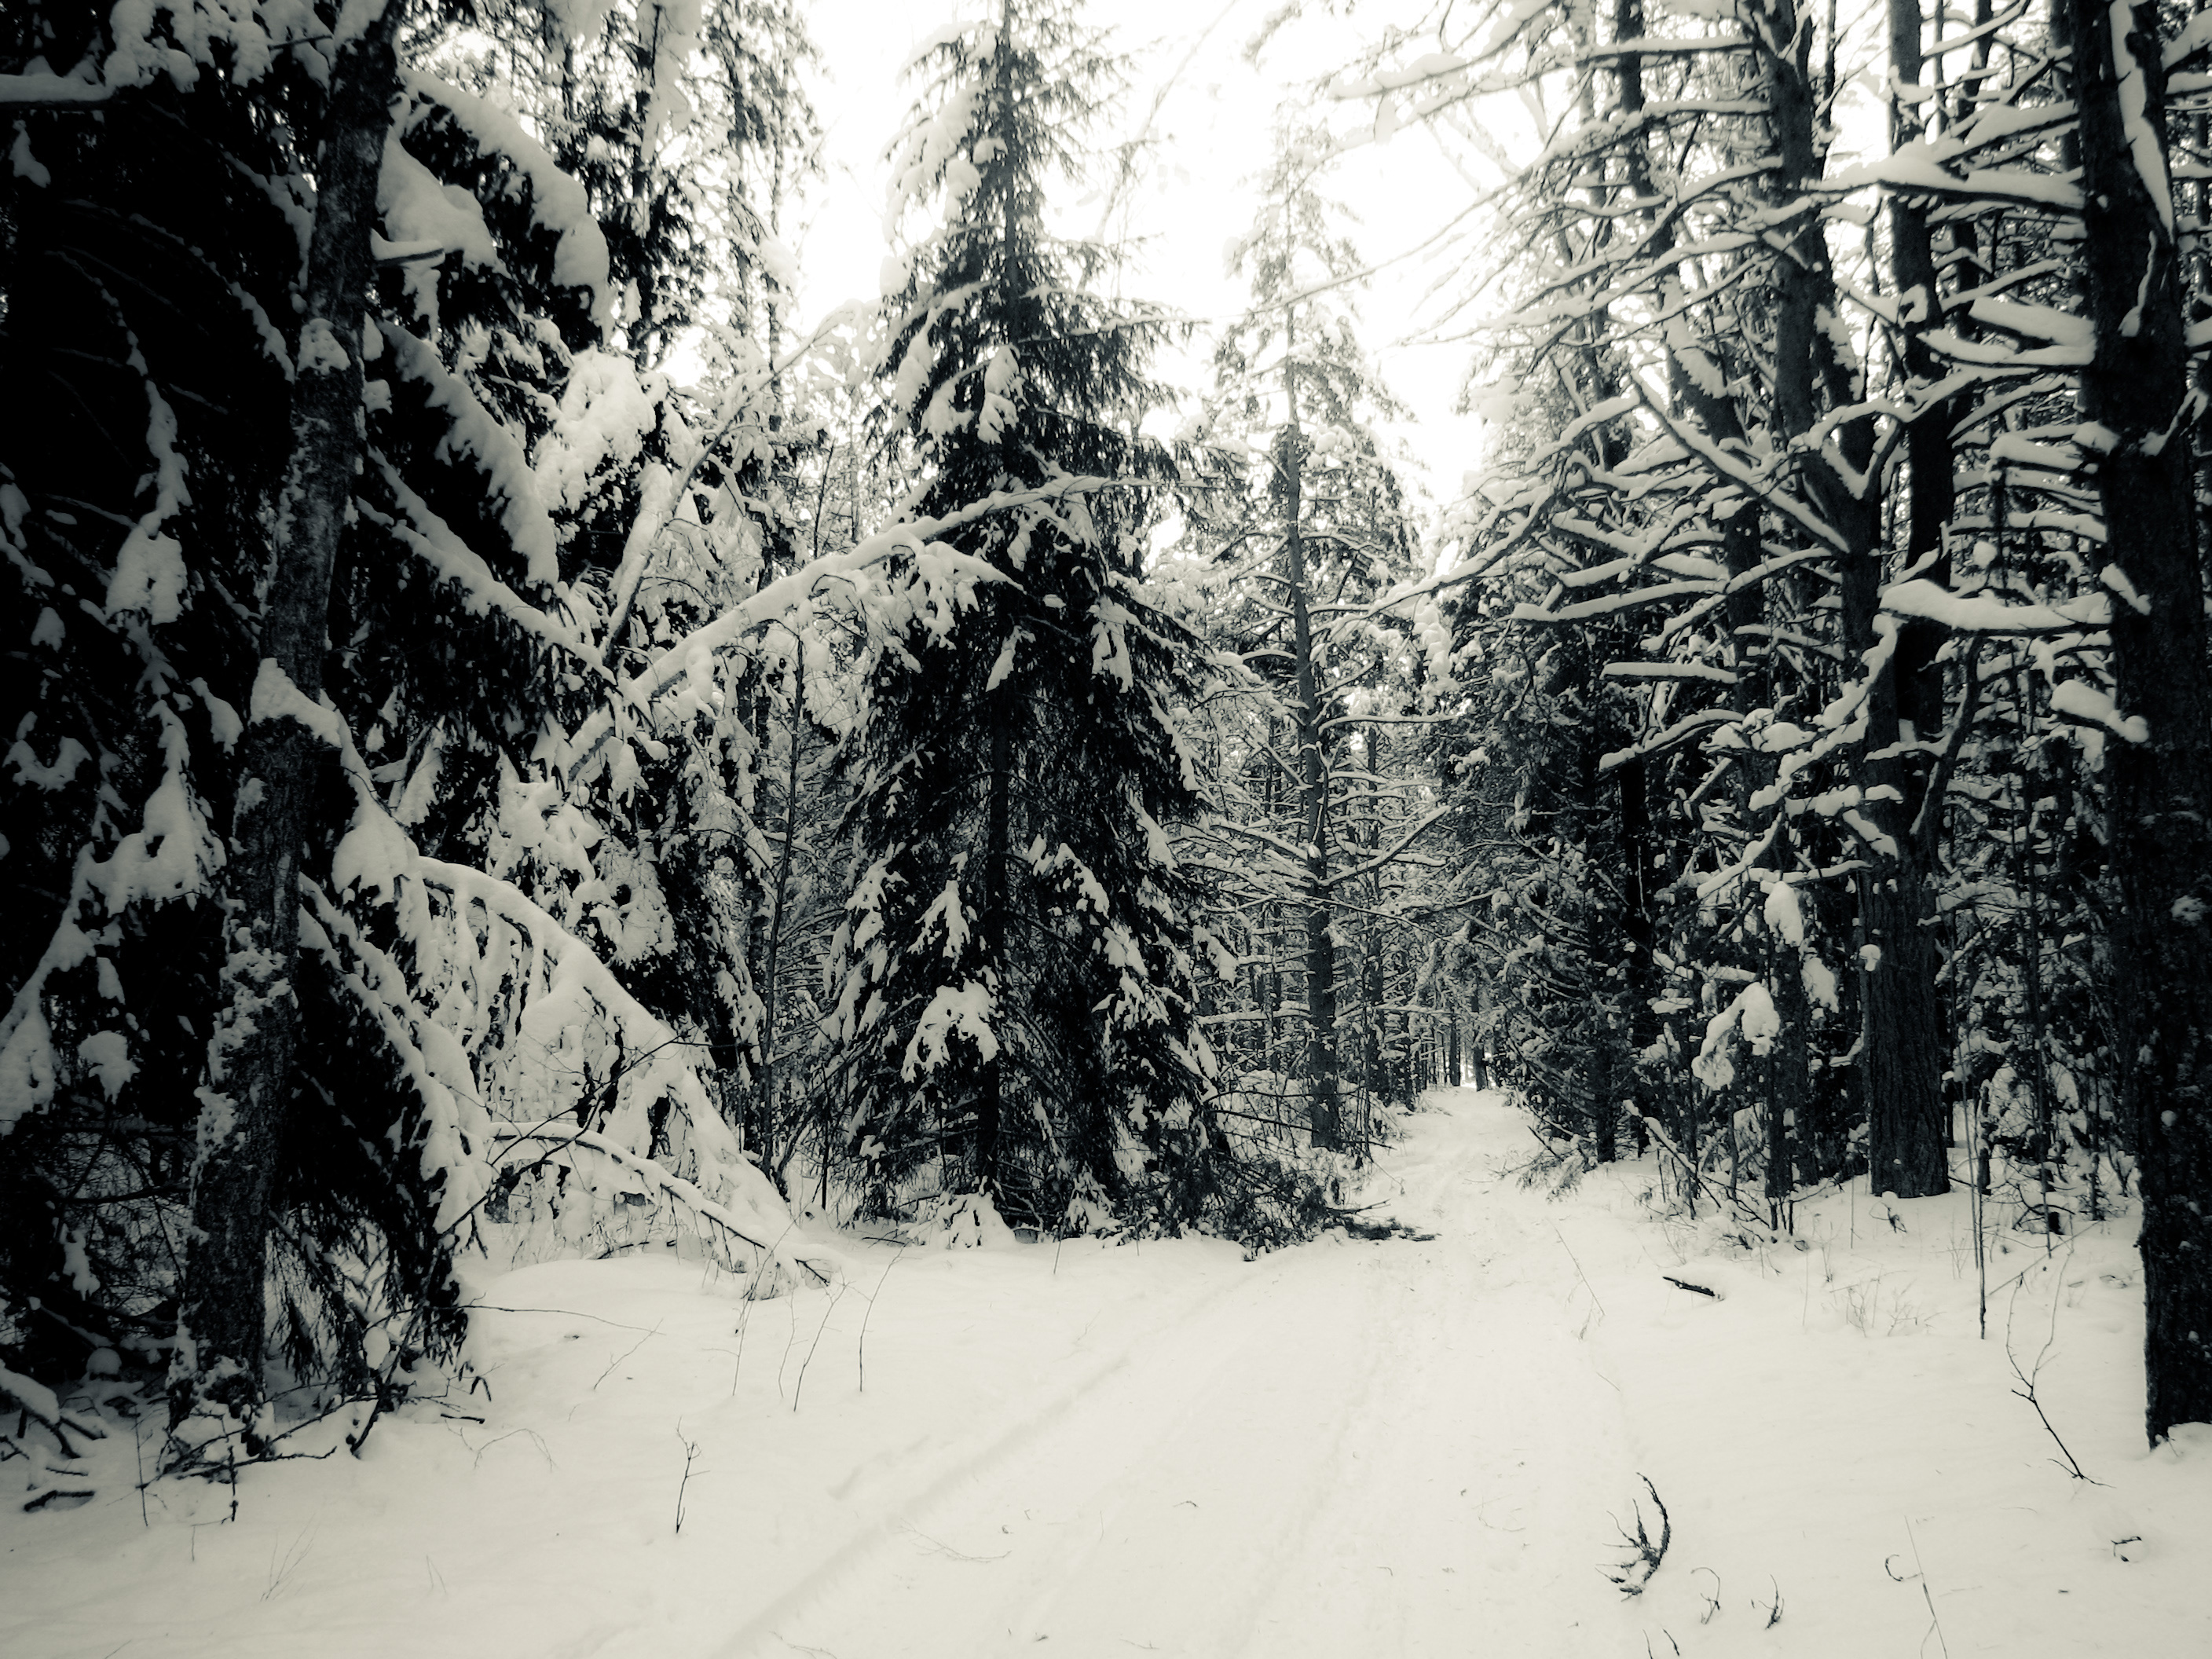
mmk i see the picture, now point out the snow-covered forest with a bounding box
[2,0,2209,1653]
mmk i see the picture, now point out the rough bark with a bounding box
[1765,931,1809,1221]
[171,0,407,1439]
[1257,720,1281,1072]
[1572,721,1619,1163]
[1859,0,1959,1199]
[1280,363,1341,1151]
[1617,754,1661,1124]
[2067,0,2212,1444]
[1885,0,1957,812]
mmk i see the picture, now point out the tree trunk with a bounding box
[1766,0,1949,1197]
[1258,719,1281,1074]
[1575,720,1618,1163]
[755,637,807,1190]
[1766,931,1807,1226]
[1619,0,1771,1200]
[1282,375,1340,1151]
[1856,0,1959,1201]
[170,0,407,1442]
[1886,0,1958,859]
[979,694,1011,1196]
[1617,742,1661,1144]
[2067,0,2212,1445]
[1848,810,1951,1197]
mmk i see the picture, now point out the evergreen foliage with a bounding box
[1,0,830,1462]
[831,0,1221,1235]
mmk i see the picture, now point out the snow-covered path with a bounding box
[7,1087,2207,1658]
[730,1097,1621,1659]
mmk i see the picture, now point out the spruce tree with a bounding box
[1,0,831,1467]
[832,0,1217,1232]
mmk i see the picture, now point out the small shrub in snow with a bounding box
[1604,1474,1672,1595]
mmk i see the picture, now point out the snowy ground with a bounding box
[5,1088,2208,1657]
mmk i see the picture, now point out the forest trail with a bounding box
[11,1087,2202,1659]
[723,1089,1631,1659]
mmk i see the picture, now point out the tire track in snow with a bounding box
[1243,1235,1632,1657]
[712,1093,1637,1659]
[732,1247,1401,1658]
[697,1258,1270,1659]
[991,1249,1404,1654]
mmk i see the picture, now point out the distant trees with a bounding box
[1160,117,1442,1228]
[1190,128,1423,1150]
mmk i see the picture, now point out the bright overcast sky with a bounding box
[790,0,1490,515]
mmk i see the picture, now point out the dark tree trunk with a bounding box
[1885,0,1958,874]
[979,698,1010,1196]
[1766,932,1808,1224]
[1849,829,1951,1196]
[755,643,807,1192]
[1617,747,1661,1144]
[1575,720,1618,1163]
[1301,848,1341,1149]
[171,0,407,1441]
[1767,0,1949,1197]
[2068,0,2212,1445]
[1393,974,1414,1105]
[1281,383,1341,1151]
[1257,720,1281,1074]
[1861,0,1958,1200]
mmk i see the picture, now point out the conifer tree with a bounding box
[1,0,833,1469]
[2065,0,2212,1445]
[1187,121,1426,1154]
[832,0,1218,1232]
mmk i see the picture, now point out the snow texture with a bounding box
[103,367,190,626]
[378,132,500,328]
[2050,677,2150,743]
[2110,1,2176,236]
[1761,875,1806,947]
[376,323,562,586]
[400,70,613,321]
[5,1093,2203,1657]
